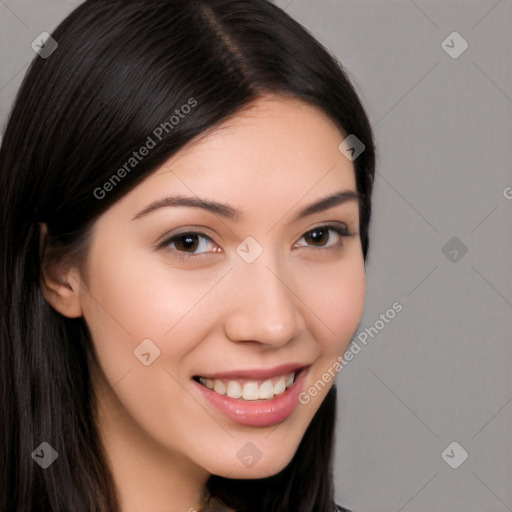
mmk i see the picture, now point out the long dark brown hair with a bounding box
[0,1,375,510]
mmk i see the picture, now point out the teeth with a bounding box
[198,371,296,401]
[226,380,241,398]
[259,379,274,399]
[273,377,286,395]
[213,380,226,395]
[242,382,259,400]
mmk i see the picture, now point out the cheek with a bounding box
[78,248,188,411]
[82,245,212,350]
[299,253,366,355]
[80,244,226,425]
[80,247,218,448]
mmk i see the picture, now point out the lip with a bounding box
[194,362,307,381]
[192,366,310,427]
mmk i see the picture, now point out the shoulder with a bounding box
[334,503,353,512]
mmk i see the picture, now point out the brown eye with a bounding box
[173,233,201,252]
[159,231,218,259]
[303,227,330,246]
[296,224,351,249]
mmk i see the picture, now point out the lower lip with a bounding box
[192,367,309,427]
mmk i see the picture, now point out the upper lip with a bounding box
[195,362,309,381]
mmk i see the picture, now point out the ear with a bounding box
[39,223,84,318]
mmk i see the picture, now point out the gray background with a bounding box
[1,1,511,511]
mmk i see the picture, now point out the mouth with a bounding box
[192,368,303,402]
[191,365,310,427]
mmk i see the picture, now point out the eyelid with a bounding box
[297,220,356,238]
[304,220,352,235]
[154,225,216,247]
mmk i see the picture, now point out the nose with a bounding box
[222,256,307,347]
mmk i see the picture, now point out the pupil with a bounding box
[306,228,327,246]
[177,234,198,251]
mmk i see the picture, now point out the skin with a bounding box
[42,94,366,512]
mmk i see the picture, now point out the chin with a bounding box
[211,455,294,480]
[200,431,303,480]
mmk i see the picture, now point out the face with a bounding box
[76,94,365,479]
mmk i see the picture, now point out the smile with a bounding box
[192,366,310,427]
[195,372,296,401]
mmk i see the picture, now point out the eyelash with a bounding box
[157,224,354,262]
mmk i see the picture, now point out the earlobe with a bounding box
[39,223,84,318]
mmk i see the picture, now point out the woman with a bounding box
[0,0,375,510]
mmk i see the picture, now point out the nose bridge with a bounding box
[223,250,305,345]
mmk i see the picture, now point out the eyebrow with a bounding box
[131,189,360,222]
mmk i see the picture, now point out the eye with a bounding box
[159,231,219,260]
[157,223,354,261]
[295,224,351,250]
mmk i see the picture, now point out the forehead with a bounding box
[102,94,358,227]
[151,94,355,190]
